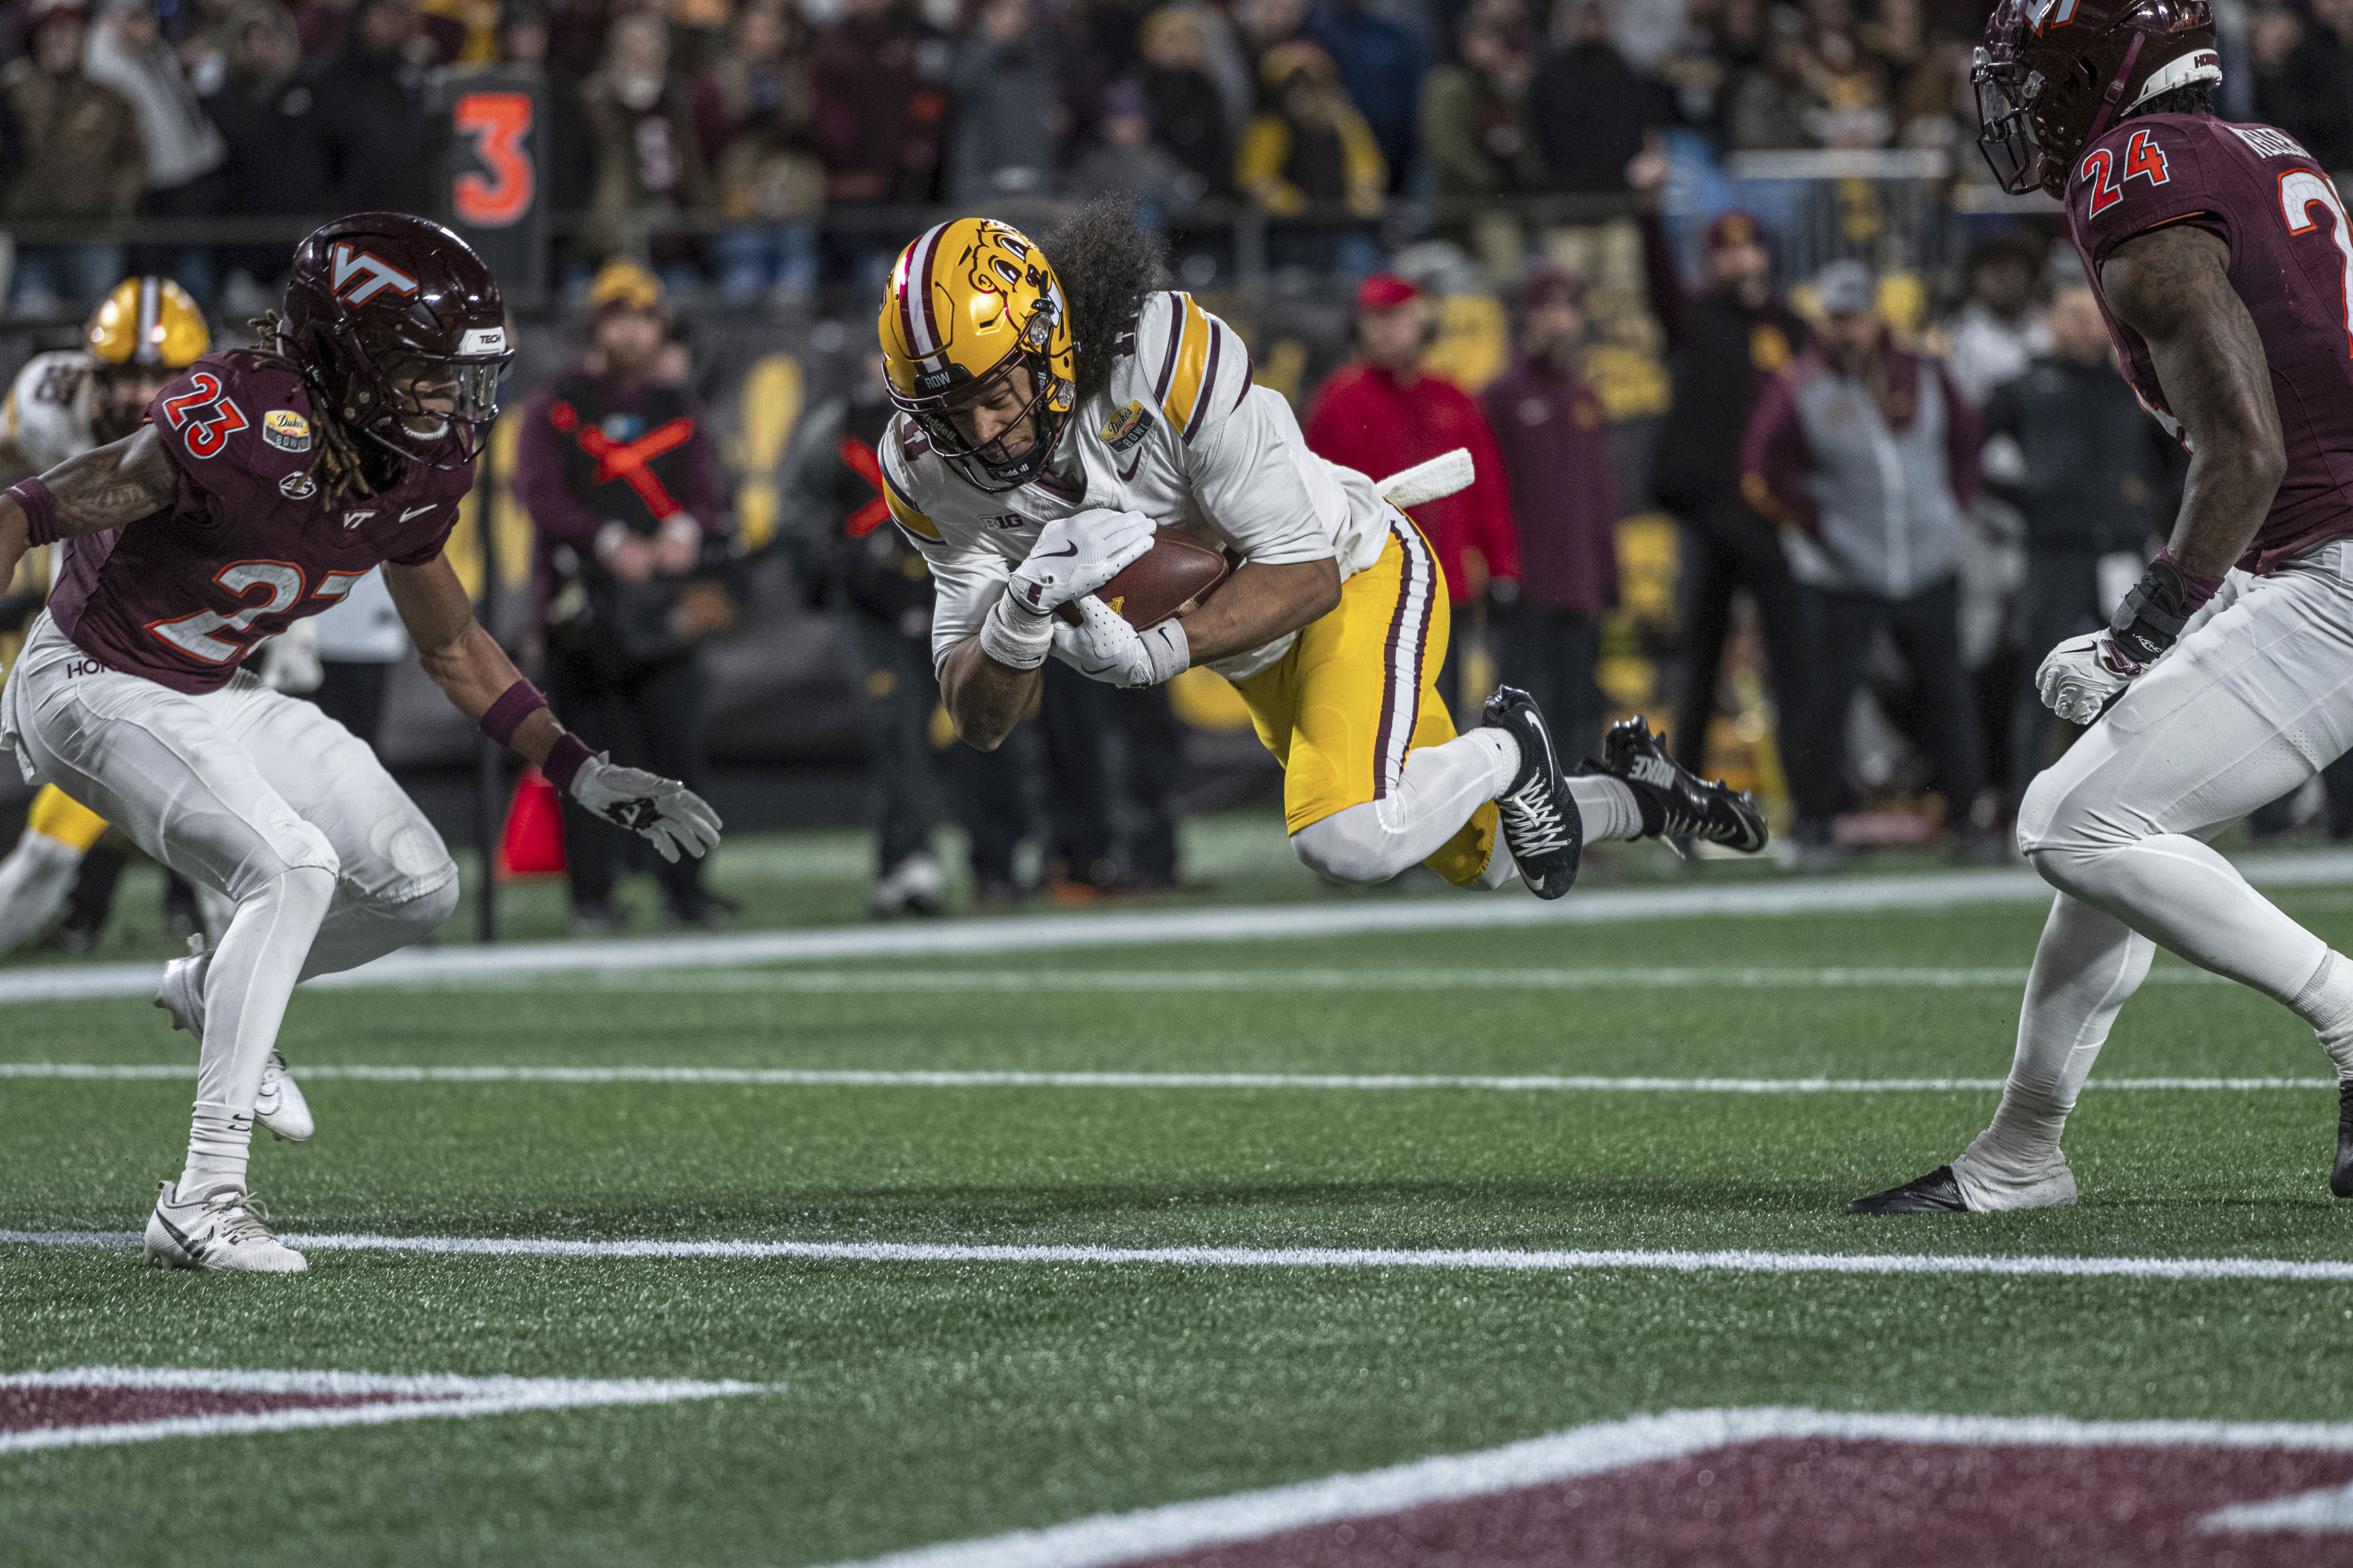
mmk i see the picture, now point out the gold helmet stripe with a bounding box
[134,277,162,365]
[897,221,952,367]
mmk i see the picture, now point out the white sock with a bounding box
[181,865,335,1198]
[1479,843,1519,888]
[1566,776,1644,842]
[2290,950,2353,1080]
[180,1102,253,1199]
[1951,892,2152,1209]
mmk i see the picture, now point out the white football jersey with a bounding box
[881,291,1393,679]
[1,350,102,472]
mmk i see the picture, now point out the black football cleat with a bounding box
[1481,685,1583,900]
[1848,1165,1972,1214]
[2333,1082,2353,1199]
[1596,715,1769,856]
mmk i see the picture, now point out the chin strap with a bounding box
[2081,29,2148,151]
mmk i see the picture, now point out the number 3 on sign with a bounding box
[455,92,535,227]
[2282,170,2353,359]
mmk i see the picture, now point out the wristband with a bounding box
[2158,550,2225,611]
[543,731,597,795]
[978,592,1054,671]
[478,678,549,746]
[2109,554,2209,667]
[10,478,57,547]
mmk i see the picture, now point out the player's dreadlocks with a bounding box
[243,310,404,507]
[1046,199,1170,405]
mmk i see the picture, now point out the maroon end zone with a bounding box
[3,1384,434,1434]
[1121,1438,2353,1567]
[0,1366,768,1455]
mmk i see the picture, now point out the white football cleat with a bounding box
[154,932,208,1037]
[253,1051,313,1142]
[157,935,312,1142]
[143,1181,307,1273]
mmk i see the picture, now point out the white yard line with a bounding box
[590,964,2227,993]
[0,1062,2330,1092]
[10,1228,2353,1283]
[0,1366,772,1455]
[4,848,2351,1006]
[806,1406,2353,1568]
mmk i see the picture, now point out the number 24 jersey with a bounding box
[46,349,475,695]
[2069,112,2353,576]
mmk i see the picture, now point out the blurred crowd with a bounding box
[0,0,2049,314]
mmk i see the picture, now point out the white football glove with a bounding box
[2035,633,2142,726]
[569,754,723,863]
[1005,508,1155,615]
[1051,594,1190,688]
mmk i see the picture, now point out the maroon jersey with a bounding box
[48,350,475,694]
[2067,113,2353,575]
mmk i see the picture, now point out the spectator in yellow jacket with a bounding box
[1237,41,1384,276]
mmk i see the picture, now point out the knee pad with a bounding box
[1291,806,1395,886]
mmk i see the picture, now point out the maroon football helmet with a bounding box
[1975,0,2221,198]
[281,212,513,467]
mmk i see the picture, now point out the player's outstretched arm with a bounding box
[2101,224,2286,577]
[384,555,721,863]
[2036,225,2289,725]
[1174,557,1340,666]
[0,426,178,589]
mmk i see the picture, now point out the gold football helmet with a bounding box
[878,217,1075,492]
[86,277,210,369]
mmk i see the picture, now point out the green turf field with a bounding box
[9,844,2353,1566]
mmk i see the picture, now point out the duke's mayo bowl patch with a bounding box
[1100,399,1154,452]
[263,409,312,453]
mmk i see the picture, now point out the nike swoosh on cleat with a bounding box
[156,1207,208,1262]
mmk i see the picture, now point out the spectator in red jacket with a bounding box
[1305,272,1517,721]
[1480,268,1621,765]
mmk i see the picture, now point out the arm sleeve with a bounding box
[1940,363,1982,508]
[512,385,611,550]
[1150,295,1336,567]
[1738,371,1816,534]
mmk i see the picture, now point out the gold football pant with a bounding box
[1232,517,1498,886]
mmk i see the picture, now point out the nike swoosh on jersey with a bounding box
[1118,452,1143,482]
[399,505,436,522]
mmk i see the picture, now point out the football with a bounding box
[1058,525,1232,629]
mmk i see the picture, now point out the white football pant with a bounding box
[1,615,458,1196]
[0,827,79,957]
[1956,541,2353,1208]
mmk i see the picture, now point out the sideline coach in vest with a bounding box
[1742,259,1986,862]
[518,261,734,930]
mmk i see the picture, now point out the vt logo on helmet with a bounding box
[878,217,1077,494]
[1975,0,2220,197]
[282,212,514,469]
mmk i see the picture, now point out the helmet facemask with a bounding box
[326,335,511,469]
[891,300,1074,494]
[1973,47,2050,196]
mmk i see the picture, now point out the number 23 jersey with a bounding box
[46,349,475,694]
[2068,112,2353,575]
